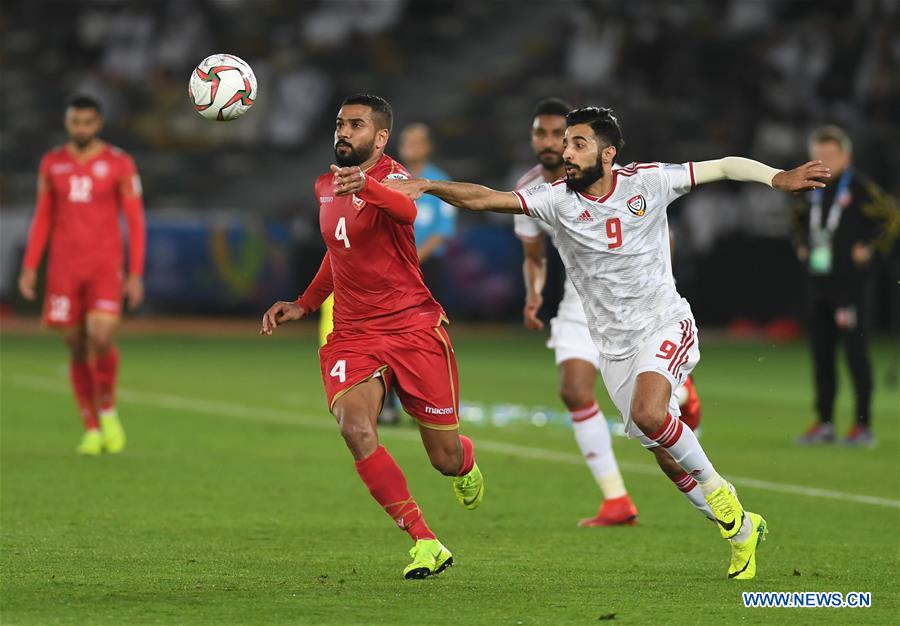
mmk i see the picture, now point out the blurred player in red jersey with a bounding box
[18,95,145,456]
[260,94,483,579]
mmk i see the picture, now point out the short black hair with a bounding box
[565,106,624,161]
[340,93,393,133]
[532,97,572,119]
[66,94,103,115]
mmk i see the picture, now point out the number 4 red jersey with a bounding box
[298,154,446,334]
[23,143,146,275]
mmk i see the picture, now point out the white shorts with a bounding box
[547,316,601,369]
[599,318,700,448]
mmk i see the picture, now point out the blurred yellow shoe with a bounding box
[76,429,103,456]
[99,409,126,454]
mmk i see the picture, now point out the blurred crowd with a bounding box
[1,0,897,322]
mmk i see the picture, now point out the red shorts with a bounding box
[319,325,460,430]
[43,264,123,327]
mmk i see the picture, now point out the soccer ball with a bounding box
[189,54,258,122]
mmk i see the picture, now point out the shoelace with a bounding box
[709,489,737,520]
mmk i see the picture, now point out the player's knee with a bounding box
[630,399,666,433]
[338,417,376,452]
[88,331,115,355]
[427,447,461,476]
[64,333,89,361]
[558,382,593,412]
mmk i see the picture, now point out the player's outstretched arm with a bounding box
[385,179,523,214]
[693,157,830,192]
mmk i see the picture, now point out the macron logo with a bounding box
[576,209,594,223]
[425,406,454,415]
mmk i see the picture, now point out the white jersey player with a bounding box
[514,98,639,527]
[387,106,831,580]
[515,100,708,528]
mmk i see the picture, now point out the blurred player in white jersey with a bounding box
[515,98,707,527]
[515,98,637,527]
[388,107,830,580]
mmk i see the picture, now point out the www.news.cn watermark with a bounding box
[743,592,871,608]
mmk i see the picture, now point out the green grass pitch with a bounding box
[1,326,897,625]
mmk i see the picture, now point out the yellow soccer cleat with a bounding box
[452,462,484,510]
[403,539,454,580]
[705,481,745,540]
[728,511,768,580]
[76,429,103,456]
[99,409,126,454]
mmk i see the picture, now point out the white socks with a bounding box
[671,472,715,520]
[572,402,627,499]
[651,413,720,487]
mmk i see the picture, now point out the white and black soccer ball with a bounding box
[188,54,258,121]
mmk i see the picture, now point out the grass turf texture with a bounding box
[1,327,897,625]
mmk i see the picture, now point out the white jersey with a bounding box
[513,165,590,323]
[514,161,696,360]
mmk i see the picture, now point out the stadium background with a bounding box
[1,0,898,328]
[2,2,899,625]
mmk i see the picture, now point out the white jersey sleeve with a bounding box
[514,182,559,228]
[513,213,544,240]
[657,162,696,206]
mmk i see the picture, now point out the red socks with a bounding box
[457,435,475,476]
[92,346,119,412]
[355,446,436,541]
[69,360,99,430]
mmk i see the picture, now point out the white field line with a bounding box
[10,374,900,510]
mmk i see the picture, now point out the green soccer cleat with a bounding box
[452,462,484,510]
[705,481,745,540]
[76,429,103,456]
[99,409,126,454]
[728,511,768,580]
[403,539,454,580]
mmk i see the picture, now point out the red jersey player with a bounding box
[260,94,484,579]
[18,95,145,456]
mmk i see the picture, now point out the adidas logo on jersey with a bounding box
[576,209,594,222]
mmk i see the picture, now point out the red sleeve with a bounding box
[295,253,333,312]
[22,160,54,270]
[356,175,417,225]
[119,156,146,276]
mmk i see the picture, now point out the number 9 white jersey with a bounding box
[513,161,697,360]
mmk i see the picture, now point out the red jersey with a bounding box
[298,154,446,334]
[23,143,145,275]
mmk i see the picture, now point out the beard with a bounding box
[537,149,564,170]
[565,158,604,191]
[70,134,95,149]
[334,138,375,167]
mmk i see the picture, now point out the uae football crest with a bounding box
[627,194,646,216]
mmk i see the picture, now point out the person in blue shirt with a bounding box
[399,122,457,296]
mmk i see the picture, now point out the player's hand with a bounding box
[260,300,307,335]
[124,274,144,310]
[383,178,429,200]
[523,293,544,331]
[851,242,872,267]
[796,245,809,263]
[772,160,831,193]
[18,268,37,301]
[330,164,366,197]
